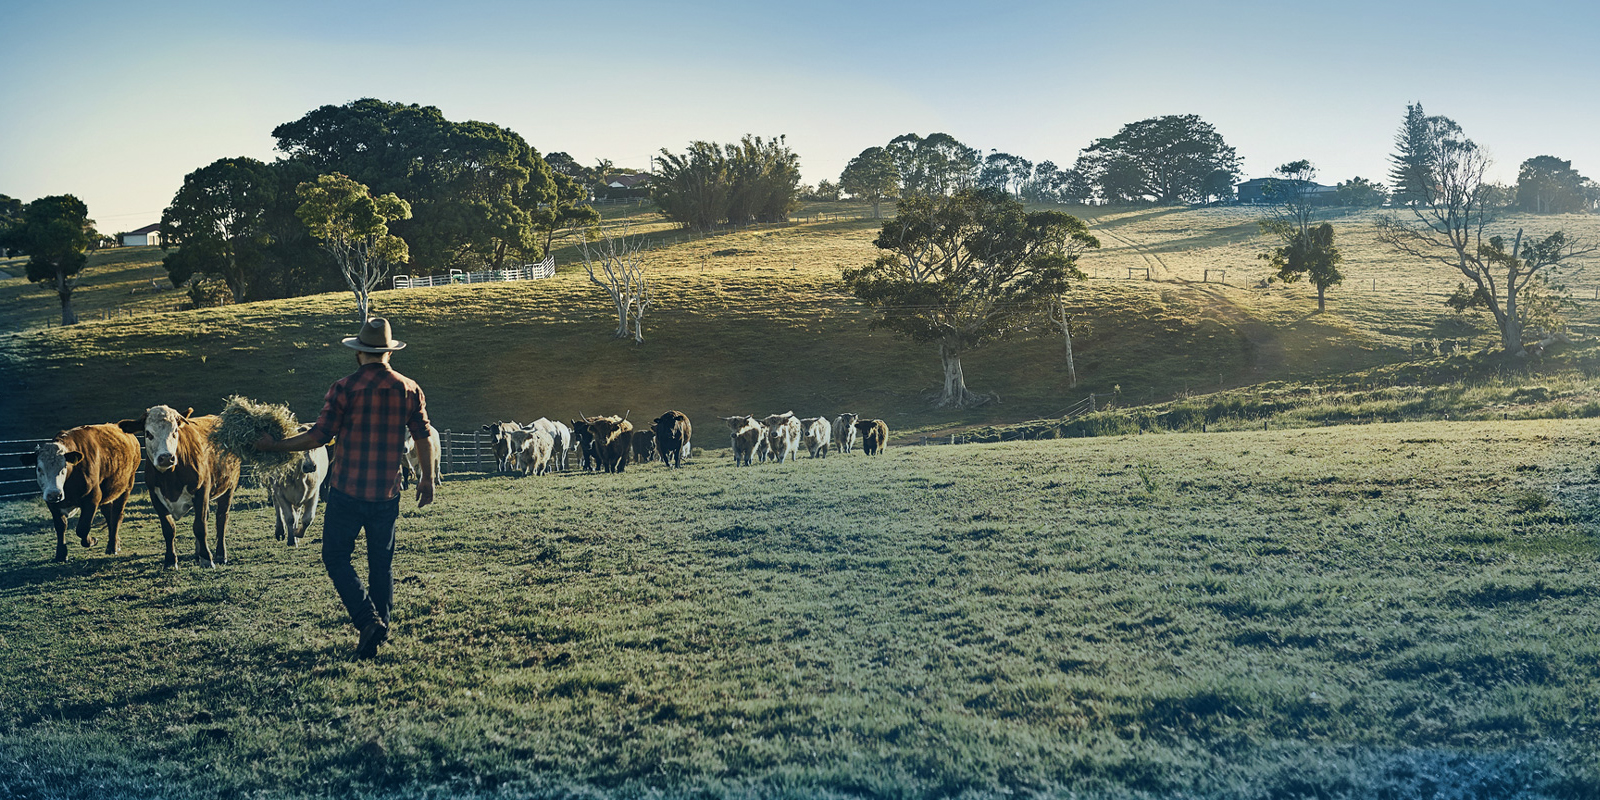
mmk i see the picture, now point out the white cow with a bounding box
[800,417,831,458]
[268,440,329,547]
[833,413,860,454]
[401,424,442,489]
[761,412,802,464]
[513,429,556,476]
[722,415,763,467]
[525,418,571,472]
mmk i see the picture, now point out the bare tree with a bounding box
[577,223,652,343]
[1047,296,1079,388]
[1376,120,1594,356]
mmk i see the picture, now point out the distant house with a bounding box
[603,174,653,190]
[120,223,162,247]
[1236,178,1337,205]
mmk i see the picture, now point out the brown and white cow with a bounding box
[118,405,241,569]
[587,416,634,473]
[855,418,889,456]
[20,424,142,562]
[762,412,802,464]
[267,429,329,547]
[833,413,860,454]
[654,410,692,468]
[401,424,442,490]
[800,417,831,458]
[722,415,762,466]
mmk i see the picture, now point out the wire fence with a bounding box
[392,257,556,290]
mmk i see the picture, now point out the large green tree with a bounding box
[838,146,899,218]
[886,133,980,197]
[0,194,22,255]
[843,187,1099,409]
[531,171,600,257]
[296,174,412,322]
[6,195,96,325]
[1516,156,1595,214]
[159,157,276,303]
[653,135,801,230]
[1075,115,1241,204]
[1335,177,1388,208]
[1387,103,1460,206]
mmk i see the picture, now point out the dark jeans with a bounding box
[322,488,399,630]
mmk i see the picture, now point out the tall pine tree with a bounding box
[1388,103,1461,206]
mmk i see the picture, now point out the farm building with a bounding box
[1235,178,1337,205]
[120,223,162,247]
[603,174,653,190]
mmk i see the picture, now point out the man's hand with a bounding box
[254,434,281,452]
[416,480,434,508]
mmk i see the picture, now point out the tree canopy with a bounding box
[1516,156,1596,214]
[886,133,980,197]
[838,146,899,218]
[1075,115,1241,204]
[652,135,801,230]
[296,173,412,321]
[1387,103,1460,207]
[1335,177,1388,207]
[6,195,96,325]
[843,187,1099,408]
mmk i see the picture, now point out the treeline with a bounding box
[651,136,802,231]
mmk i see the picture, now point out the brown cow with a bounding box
[654,410,692,468]
[631,429,656,464]
[20,424,142,562]
[587,416,634,473]
[570,419,599,471]
[721,415,762,466]
[119,405,242,569]
[854,418,889,456]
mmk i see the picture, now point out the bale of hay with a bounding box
[210,395,303,482]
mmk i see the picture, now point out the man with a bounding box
[257,317,434,659]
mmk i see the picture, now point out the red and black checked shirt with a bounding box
[308,363,432,501]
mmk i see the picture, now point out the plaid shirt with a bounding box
[309,362,431,501]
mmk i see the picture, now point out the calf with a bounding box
[119,405,241,569]
[855,418,890,456]
[570,418,599,471]
[587,416,634,473]
[513,429,556,476]
[654,410,692,468]
[481,421,523,472]
[833,413,860,454]
[722,415,762,466]
[21,424,141,562]
[800,417,831,458]
[631,429,657,464]
[762,412,802,464]
[268,433,329,547]
[526,418,571,472]
[401,424,442,489]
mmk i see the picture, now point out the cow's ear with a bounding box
[64,452,83,465]
[116,418,143,434]
[19,452,36,466]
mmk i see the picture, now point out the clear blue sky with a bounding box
[4,0,1597,232]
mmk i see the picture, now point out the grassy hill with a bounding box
[2,420,1597,798]
[6,202,1599,444]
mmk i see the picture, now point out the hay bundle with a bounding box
[210,395,303,482]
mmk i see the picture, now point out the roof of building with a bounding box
[126,223,161,235]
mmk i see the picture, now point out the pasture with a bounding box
[2,421,1599,798]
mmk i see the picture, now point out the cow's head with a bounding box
[721,416,753,433]
[21,442,81,505]
[118,405,192,472]
[837,413,859,428]
[763,412,796,433]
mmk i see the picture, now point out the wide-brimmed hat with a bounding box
[341,317,407,353]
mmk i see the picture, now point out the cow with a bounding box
[118,405,241,569]
[267,429,329,547]
[762,412,802,464]
[513,429,556,476]
[481,421,523,472]
[631,429,656,464]
[654,410,692,468]
[722,415,762,466]
[401,423,442,490]
[855,418,889,456]
[20,424,141,562]
[587,416,634,473]
[800,417,831,458]
[525,418,571,472]
[570,418,599,471]
[833,413,860,454]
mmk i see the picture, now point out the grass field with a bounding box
[1,421,1598,798]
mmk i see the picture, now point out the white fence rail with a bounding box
[392,256,555,290]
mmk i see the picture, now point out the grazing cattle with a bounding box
[570,419,599,471]
[401,424,442,489]
[631,429,656,464]
[587,416,634,473]
[513,429,556,476]
[833,413,860,454]
[481,421,523,472]
[654,410,692,468]
[800,417,831,458]
[118,405,241,569]
[762,412,802,464]
[20,424,141,562]
[267,431,329,547]
[524,418,571,472]
[722,415,762,466]
[855,418,889,456]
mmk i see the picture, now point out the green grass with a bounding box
[2,420,1598,797]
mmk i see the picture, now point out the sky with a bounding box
[4,0,1598,233]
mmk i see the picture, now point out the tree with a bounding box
[0,194,22,256]
[653,135,801,230]
[6,195,96,325]
[886,133,980,197]
[1335,177,1388,208]
[839,146,900,218]
[1387,103,1460,206]
[1075,115,1241,204]
[296,174,412,322]
[843,187,1100,409]
[159,157,276,303]
[1516,156,1595,214]
[652,141,730,231]
[1377,112,1596,356]
[576,223,651,344]
[1257,161,1343,311]
[530,171,600,258]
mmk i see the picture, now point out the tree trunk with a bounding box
[1316,284,1326,312]
[55,269,77,326]
[937,340,981,409]
[1063,320,1077,388]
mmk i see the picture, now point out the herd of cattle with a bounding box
[17,406,891,568]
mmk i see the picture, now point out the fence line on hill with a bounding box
[391,257,555,290]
